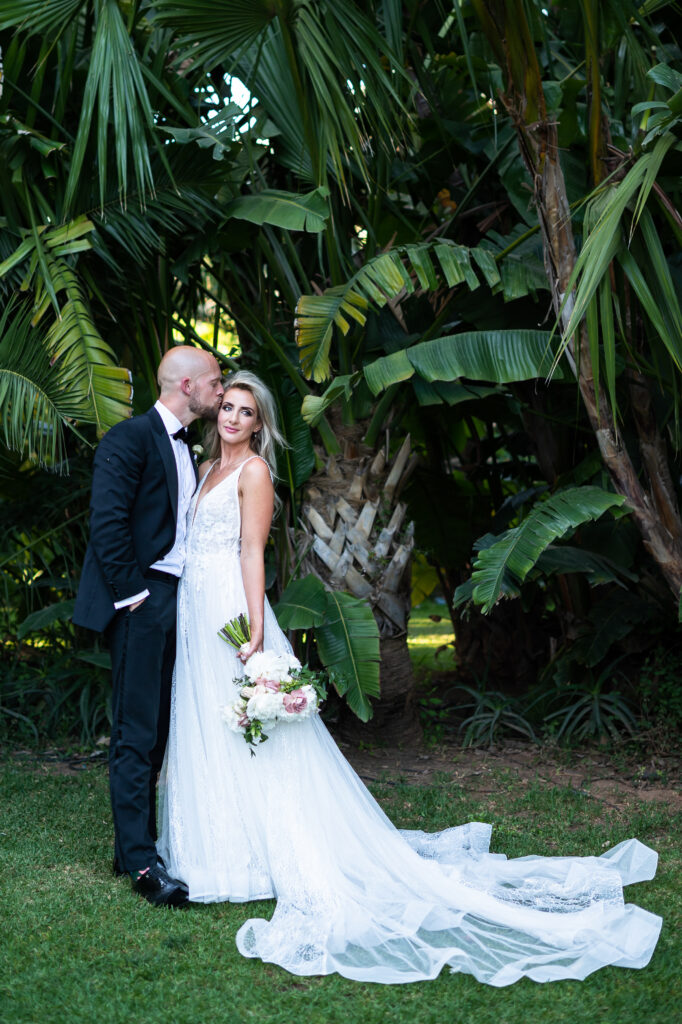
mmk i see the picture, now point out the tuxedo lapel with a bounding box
[147,407,178,523]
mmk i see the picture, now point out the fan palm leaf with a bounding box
[0,0,84,36]
[64,0,159,210]
[152,0,408,190]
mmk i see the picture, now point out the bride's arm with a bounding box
[237,459,275,661]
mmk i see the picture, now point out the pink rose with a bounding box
[282,689,307,714]
[255,676,281,692]
[238,714,250,728]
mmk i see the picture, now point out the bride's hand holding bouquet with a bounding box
[218,612,262,664]
[218,615,327,750]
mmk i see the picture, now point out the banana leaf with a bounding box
[225,187,331,233]
[315,589,380,722]
[470,486,627,613]
[274,575,328,630]
[363,329,559,397]
[274,575,380,721]
[17,599,75,640]
[295,240,547,382]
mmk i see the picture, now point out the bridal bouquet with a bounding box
[218,616,326,750]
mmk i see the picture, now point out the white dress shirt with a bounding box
[113,400,196,609]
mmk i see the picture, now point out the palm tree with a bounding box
[293,0,682,619]
[0,0,412,729]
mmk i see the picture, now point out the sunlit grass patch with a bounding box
[407,598,455,676]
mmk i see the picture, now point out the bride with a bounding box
[157,370,661,987]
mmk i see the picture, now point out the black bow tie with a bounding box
[171,427,190,445]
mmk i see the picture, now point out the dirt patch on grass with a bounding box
[9,736,682,814]
[337,737,682,813]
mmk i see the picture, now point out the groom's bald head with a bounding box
[158,346,215,394]
[157,346,224,424]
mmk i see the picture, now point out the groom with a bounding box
[74,346,224,907]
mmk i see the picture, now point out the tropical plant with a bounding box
[455,486,627,613]
[542,660,639,745]
[292,1,682,616]
[274,574,380,722]
[457,685,536,747]
[0,0,405,730]
[637,645,682,733]
[4,0,682,744]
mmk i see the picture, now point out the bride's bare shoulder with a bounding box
[198,460,214,481]
[240,456,273,489]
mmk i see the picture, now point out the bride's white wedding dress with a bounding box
[157,458,662,986]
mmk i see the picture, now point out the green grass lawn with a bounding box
[1,756,678,1024]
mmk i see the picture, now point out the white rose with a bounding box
[246,686,284,723]
[244,649,301,682]
[221,701,248,733]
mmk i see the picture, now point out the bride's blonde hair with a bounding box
[203,370,287,480]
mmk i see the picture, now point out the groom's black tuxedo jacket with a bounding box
[73,406,190,634]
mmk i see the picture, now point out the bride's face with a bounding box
[218,388,262,446]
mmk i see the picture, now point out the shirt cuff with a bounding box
[114,589,150,610]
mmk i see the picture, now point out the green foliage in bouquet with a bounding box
[218,613,251,651]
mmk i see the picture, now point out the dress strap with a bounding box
[235,455,273,483]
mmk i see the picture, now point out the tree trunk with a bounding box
[337,634,422,745]
[295,422,423,741]
[474,0,682,600]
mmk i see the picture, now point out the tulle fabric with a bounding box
[157,461,662,986]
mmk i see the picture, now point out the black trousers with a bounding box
[106,576,178,872]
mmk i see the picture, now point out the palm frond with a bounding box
[64,0,158,210]
[153,0,409,190]
[295,240,542,382]
[0,0,84,34]
[0,217,133,432]
[0,301,87,466]
[41,263,133,433]
[470,486,627,613]
[554,133,676,374]
[150,0,280,69]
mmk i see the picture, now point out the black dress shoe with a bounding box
[132,864,189,908]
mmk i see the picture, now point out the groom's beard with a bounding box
[189,396,221,420]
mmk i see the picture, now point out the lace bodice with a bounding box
[186,458,265,573]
